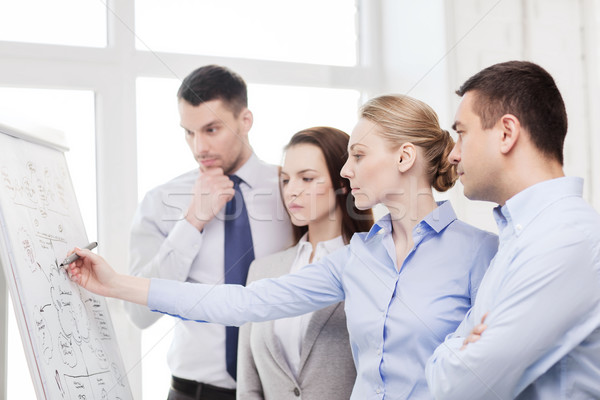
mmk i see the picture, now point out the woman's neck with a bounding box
[389,184,437,224]
[387,189,437,268]
[306,207,344,261]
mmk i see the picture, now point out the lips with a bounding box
[199,158,218,167]
[287,203,303,212]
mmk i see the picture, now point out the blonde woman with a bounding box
[67,95,498,400]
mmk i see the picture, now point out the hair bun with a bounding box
[432,130,457,192]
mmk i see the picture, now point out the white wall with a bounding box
[380,0,600,233]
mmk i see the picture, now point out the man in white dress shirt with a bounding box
[124,65,293,400]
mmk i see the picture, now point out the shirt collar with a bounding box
[230,153,260,189]
[297,232,311,251]
[422,200,457,233]
[296,232,345,258]
[493,177,583,236]
[365,200,457,240]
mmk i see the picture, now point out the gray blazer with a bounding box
[237,244,356,400]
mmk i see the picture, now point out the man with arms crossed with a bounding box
[125,65,293,400]
[426,61,600,399]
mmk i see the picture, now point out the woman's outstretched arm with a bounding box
[68,246,347,325]
[67,248,150,305]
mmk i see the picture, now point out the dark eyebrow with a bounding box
[202,120,221,130]
[180,119,221,131]
[280,169,317,176]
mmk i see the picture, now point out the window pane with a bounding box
[136,77,196,200]
[0,87,96,399]
[248,84,360,165]
[0,0,107,47]
[135,0,357,66]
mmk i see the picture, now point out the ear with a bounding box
[397,142,417,173]
[240,108,254,135]
[498,114,520,154]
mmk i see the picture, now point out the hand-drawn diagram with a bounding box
[33,305,53,364]
[0,132,132,399]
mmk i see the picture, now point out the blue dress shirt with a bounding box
[149,201,498,399]
[426,177,600,400]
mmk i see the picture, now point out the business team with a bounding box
[67,61,600,400]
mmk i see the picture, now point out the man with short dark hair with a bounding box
[425,60,600,399]
[125,65,293,400]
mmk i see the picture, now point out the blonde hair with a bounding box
[360,95,457,192]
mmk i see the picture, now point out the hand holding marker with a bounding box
[60,241,98,267]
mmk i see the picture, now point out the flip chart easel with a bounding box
[0,119,132,400]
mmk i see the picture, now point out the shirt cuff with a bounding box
[166,218,204,261]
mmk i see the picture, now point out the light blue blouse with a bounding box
[149,201,498,399]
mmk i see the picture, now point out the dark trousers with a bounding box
[167,376,236,400]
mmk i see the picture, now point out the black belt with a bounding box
[171,376,236,400]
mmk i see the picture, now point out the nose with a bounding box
[284,178,302,199]
[448,141,461,165]
[191,132,209,154]
[340,158,353,179]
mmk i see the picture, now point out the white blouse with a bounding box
[271,233,345,378]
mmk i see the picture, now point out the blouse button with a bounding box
[515,223,523,232]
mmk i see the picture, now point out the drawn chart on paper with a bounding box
[0,124,132,400]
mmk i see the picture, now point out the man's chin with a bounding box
[463,187,476,200]
[463,187,490,203]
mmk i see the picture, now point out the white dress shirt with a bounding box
[272,233,345,378]
[125,153,293,388]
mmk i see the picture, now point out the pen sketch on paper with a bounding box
[0,130,132,400]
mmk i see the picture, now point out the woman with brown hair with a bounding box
[237,127,372,399]
[67,94,498,400]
